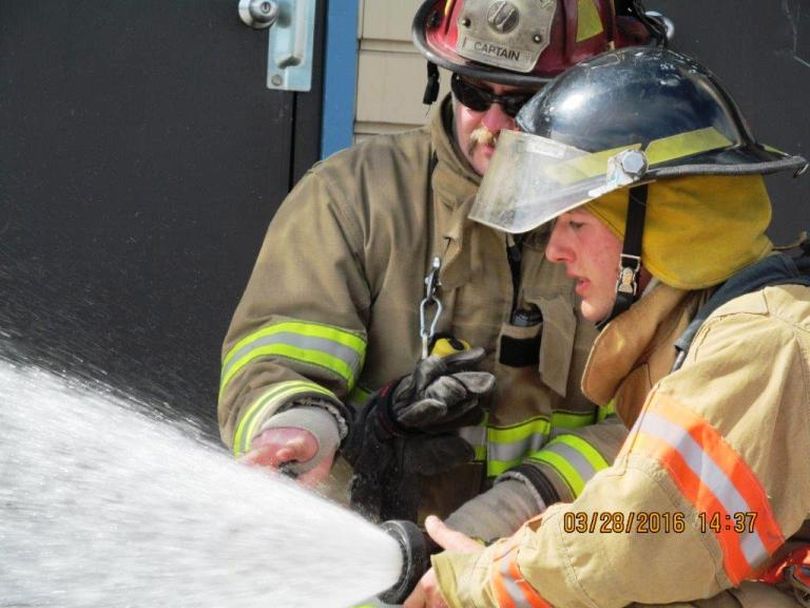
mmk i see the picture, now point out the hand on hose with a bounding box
[403,516,484,608]
[239,407,340,487]
[241,428,334,486]
[343,347,495,520]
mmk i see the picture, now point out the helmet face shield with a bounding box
[472,130,651,233]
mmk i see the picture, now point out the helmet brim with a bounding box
[649,144,807,176]
[471,130,808,234]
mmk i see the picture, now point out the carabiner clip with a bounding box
[419,256,443,359]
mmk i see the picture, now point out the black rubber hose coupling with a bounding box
[378,520,432,604]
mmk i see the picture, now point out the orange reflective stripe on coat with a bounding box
[624,394,784,584]
[491,523,553,608]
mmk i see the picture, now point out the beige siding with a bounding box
[355,0,450,139]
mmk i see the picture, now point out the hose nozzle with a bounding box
[378,520,432,604]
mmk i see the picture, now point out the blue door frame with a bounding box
[320,1,360,158]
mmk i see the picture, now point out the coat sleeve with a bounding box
[217,165,370,455]
[507,412,628,506]
[433,301,810,607]
[443,414,627,543]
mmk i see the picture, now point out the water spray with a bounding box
[0,358,405,607]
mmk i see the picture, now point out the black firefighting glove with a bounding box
[343,347,495,521]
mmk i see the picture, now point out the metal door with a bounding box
[0,0,325,434]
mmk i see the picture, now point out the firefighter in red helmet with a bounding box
[411,0,670,175]
[218,0,671,548]
[413,0,668,89]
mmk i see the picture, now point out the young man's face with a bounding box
[545,208,624,322]
[452,77,537,176]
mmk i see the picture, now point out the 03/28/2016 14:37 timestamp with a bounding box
[562,511,758,534]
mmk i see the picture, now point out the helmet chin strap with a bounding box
[597,183,648,329]
[423,61,440,105]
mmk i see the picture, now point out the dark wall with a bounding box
[646,0,810,243]
[0,1,325,434]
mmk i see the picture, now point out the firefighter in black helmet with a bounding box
[408,46,810,608]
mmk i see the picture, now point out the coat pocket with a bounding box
[535,294,576,398]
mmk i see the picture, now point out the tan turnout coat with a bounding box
[434,282,810,607]
[218,97,625,520]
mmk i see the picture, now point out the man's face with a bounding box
[545,208,624,322]
[452,76,537,176]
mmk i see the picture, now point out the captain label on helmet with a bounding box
[465,39,524,63]
[453,0,557,73]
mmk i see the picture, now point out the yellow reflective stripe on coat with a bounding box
[220,321,366,397]
[232,380,337,457]
[597,398,616,422]
[528,434,610,497]
[623,394,784,584]
[482,411,597,477]
[347,384,372,409]
[487,418,555,475]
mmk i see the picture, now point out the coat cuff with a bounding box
[506,463,564,506]
[257,406,341,472]
[432,549,494,608]
[444,479,546,544]
[231,380,345,457]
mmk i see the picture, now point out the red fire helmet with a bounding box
[412,0,670,88]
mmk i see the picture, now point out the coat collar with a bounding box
[581,283,704,410]
[429,95,484,291]
[430,95,480,212]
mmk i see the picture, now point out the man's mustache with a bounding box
[467,125,497,156]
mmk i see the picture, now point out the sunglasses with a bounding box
[450,73,535,118]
